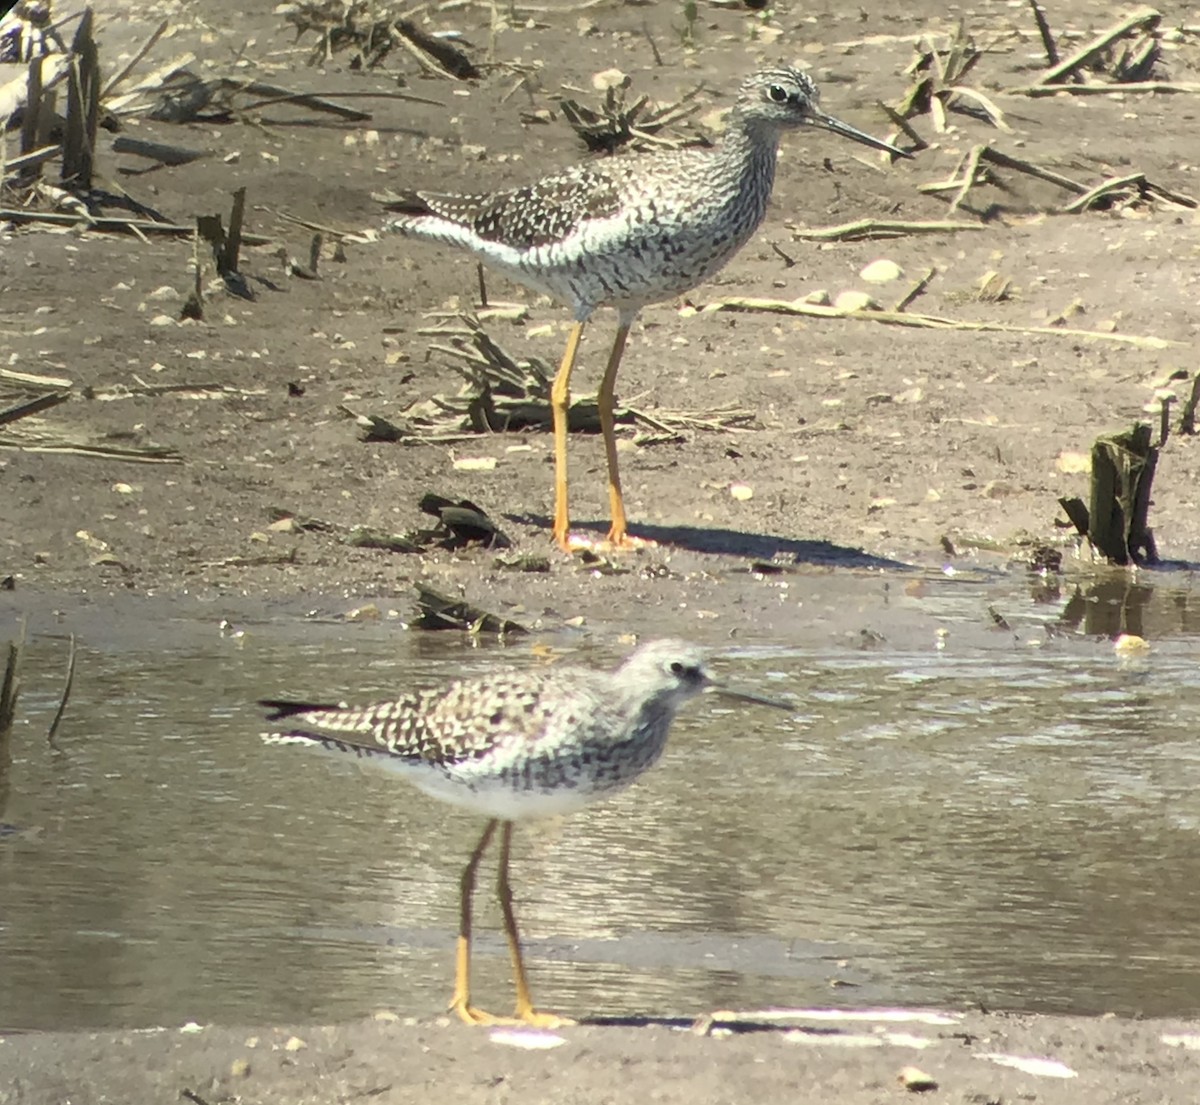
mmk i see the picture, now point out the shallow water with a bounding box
[3,572,1200,1030]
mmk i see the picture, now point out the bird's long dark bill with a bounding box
[811,110,912,159]
[711,684,793,711]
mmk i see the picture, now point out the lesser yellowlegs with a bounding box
[386,65,910,552]
[260,638,788,1027]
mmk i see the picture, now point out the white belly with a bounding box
[410,769,619,821]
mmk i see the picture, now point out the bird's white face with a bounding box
[661,652,714,699]
[743,65,910,159]
[749,68,822,128]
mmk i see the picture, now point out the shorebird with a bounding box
[386,64,909,552]
[260,639,789,1026]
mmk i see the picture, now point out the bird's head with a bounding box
[737,65,911,158]
[616,639,792,716]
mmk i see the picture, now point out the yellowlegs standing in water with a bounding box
[260,639,789,1027]
[387,65,910,552]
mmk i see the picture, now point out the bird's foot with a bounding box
[602,531,656,553]
[449,998,515,1026]
[450,997,573,1030]
[558,531,656,555]
[514,1005,576,1029]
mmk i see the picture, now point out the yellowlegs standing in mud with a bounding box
[260,638,789,1026]
[387,65,910,552]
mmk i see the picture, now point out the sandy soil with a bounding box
[3,0,1199,621]
[5,1008,1200,1104]
[4,0,1200,1096]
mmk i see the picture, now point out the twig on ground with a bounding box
[0,621,24,750]
[221,186,246,274]
[1035,6,1162,85]
[558,82,709,153]
[1028,0,1060,66]
[0,390,71,427]
[87,382,266,400]
[700,295,1179,350]
[0,426,184,462]
[1010,80,1200,95]
[0,208,272,241]
[110,136,207,166]
[894,22,1010,132]
[891,267,937,312]
[787,218,985,241]
[1061,173,1197,213]
[46,634,76,750]
[99,18,168,99]
[918,144,1196,214]
[61,9,100,188]
[1178,376,1200,436]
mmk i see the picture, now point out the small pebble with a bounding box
[860,258,903,284]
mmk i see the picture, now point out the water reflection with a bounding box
[1055,573,1200,638]
[2,576,1200,1030]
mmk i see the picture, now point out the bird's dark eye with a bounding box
[768,84,788,104]
[669,661,703,685]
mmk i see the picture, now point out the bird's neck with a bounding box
[716,109,784,194]
[619,699,678,768]
[622,687,692,751]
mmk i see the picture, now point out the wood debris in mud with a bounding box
[411,584,528,636]
[0,369,188,461]
[0,388,70,428]
[267,492,510,558]
[1016,4,1168,92]
[2,5,425,241]
[45,633,76,751]
[281,0,479,79]
[190,186,251,310]
[557,81,710,154]
[699,294,1178,351]
[787,219,986,243]
[919,143,1197,217]
[1058,422,1161,566]
[0,207,274,241]
[1011,5,1200,94]
[392,315,758,442]
[0,423,183,462]
[60,8,100,188]
[0,623,21,753]
[418,493,512,551]
[892,21,1010,133]
[2,9,102,193]
[879,11,1194,222]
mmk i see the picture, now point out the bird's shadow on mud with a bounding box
[510,515,913,570]
[577,1012,854,1037]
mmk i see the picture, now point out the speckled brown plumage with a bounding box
[260,638,714,819]
[383,66,907,552]
[259,638,789,1027]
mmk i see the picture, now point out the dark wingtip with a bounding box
[258,698,342,721]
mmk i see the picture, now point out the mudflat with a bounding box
[3,0,1200,1098]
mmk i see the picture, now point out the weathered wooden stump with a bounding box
[1060,422,1159,566]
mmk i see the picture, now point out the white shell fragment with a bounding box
[488,1028,568,1049]
[976,1053,1078,1078]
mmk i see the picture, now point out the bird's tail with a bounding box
[258,698,344,721]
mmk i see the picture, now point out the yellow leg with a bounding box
[597,323,634,548]
[550,322,586,553]
[497,821,574,1028]
[449,819,504,1025]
